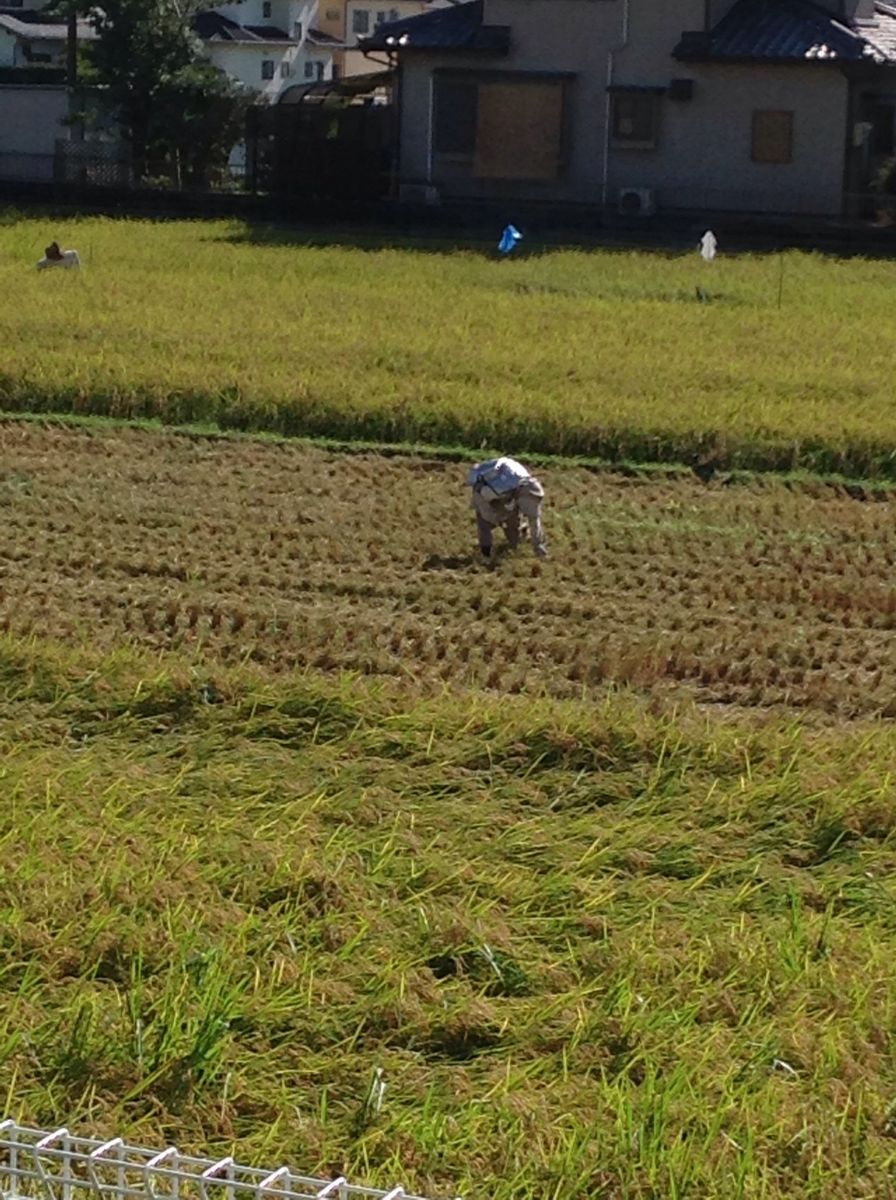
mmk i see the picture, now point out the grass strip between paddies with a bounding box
[2,408,895,497]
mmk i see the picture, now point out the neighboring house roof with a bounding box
[866,1,896,60]
[193,11,296,44]
[279,69,391,103]
[675,0,896,65]
[307,27,342,46]
[359,0,509,53]
[0,9,96,41]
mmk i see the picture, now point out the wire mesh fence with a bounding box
[0,1123,456,1200]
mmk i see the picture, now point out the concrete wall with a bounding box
[399,0,623,200]
[609,64,849,215]
[396,0,853,215]
[0,85,69,180]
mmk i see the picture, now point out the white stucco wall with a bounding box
[0,85,69,179]
[206,43,283,99]
[346,0,428,45]
[212,0,310,31]
[205,0,330,98]
[205,41,333,100]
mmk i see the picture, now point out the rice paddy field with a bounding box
[1,421,895,719]
[3,213,896,1199]
[2,213,896,477]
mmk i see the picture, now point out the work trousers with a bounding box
[475,478,546,557]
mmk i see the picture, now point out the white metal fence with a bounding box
[0,1123,455,1200]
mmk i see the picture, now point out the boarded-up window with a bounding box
[473,80,564,180]
[434,77,478,157]
[611,93,658,148]
[752,110,793,164]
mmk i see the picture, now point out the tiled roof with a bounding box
[193,11,296,44]
[307,27,341,46]
[0,8,95,41]
[360,0,509,54]
[244,24,292,41]
[866,1,896,59]
[675,0,896,65]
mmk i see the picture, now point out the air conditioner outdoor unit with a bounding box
[399,183,441,205]
[618,186,656,216]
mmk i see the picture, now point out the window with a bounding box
[293,20,302,39]
[316,61,325,80]
[434,76,478,157]
[610,92,658,149]
[280,60,290,77]
[376,10,386,25]
[864,99,895,156]
[261,59,275,80]
[433,74,566,180]
[352,8,370,33]
[304,60,315,78]
[262,1,271,16]
[751,110,793,164]
[389,8,399,19]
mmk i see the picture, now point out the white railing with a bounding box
[0,1123,456,1200]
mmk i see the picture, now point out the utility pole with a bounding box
[66,6,84,140]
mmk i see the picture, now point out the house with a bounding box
[311,0,449,78]
[0,4,97,183]
[195,1,335,100]
[0,4,94,71]
[361,0,896,218]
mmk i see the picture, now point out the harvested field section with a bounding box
[2,421,895,716]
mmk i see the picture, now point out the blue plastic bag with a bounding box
[497,224,523,255]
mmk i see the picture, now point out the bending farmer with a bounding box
[466,456,547,559]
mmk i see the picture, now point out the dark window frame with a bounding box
[431,70,574,181]
[433,74,479,160]
[610,91,660,150]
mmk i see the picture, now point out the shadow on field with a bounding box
[210,221,529,259]
[422,552,477,571]
[422,543,520,571]
[207,216,896,262]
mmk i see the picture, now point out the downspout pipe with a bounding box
[601,0,631,208]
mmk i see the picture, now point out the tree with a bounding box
[50,0,253,185]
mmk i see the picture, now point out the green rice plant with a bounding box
[5,215,896,477]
